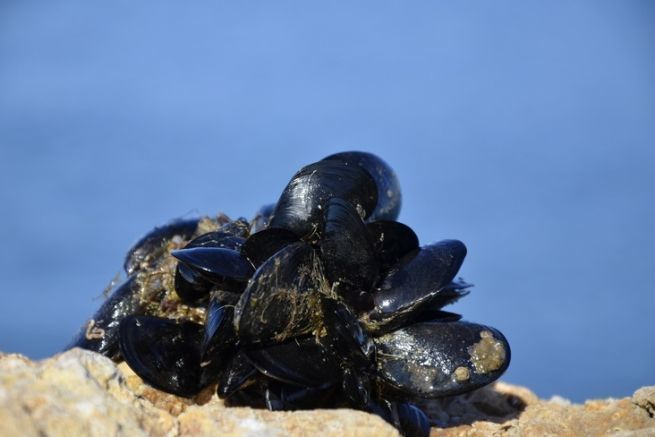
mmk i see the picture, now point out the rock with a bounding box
[0,349,653,436]
[0,349,396,437]
[425,384,655,437]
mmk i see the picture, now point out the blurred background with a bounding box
[1,1,653,403]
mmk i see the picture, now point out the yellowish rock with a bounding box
[0,349,653,436]
[0,349,396,437]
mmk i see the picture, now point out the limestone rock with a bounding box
[426,384,655,437]
[0,349,653,436]
[0,349,395,437]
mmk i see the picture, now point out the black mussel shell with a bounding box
[174,232,246,303]
[174,263,214,304]
[118,315,205,398]
[320,197,379,294]
[241,227,299,268]
[362,240,468,334]
[223,379,268,409]
[320,298,376,408]
[411,280,471,323]
[124,218,200,275]
[250,203,276,234]
[245,336,341,388]
[323,151,402,222]
[182,231,245,250]
[200,291,240,386]
[375,320,510,399]
[217,350,258,397]
[364,399,397,430]
[173,247,254,281]
[320,298,375,371]
[263,379,337,411]
[227,378,337,411]
[202,290,240,354]
[66,276,143,359]
[413,308,464,323]
[269,159,378,239]
[367,220,419,270]
[341,367,373,408]
[172,247,254,292]
[364,399,430,437]
[234,242,327,345]
[394,403,431,437]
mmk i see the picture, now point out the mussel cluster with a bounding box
[68,152,510,436]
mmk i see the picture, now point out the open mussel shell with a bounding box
[319,197,379,295]
[118,315,205,398]
[234,242,327,345]
[362,239,468,334]
[269,159,378,239]
[374,321,511,399]
[240,227,299,268]
[245,336,341,388]
[323,151,402,222]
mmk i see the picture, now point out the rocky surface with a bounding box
[0,349,653,437]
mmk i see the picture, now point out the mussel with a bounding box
[68,151,511,437]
